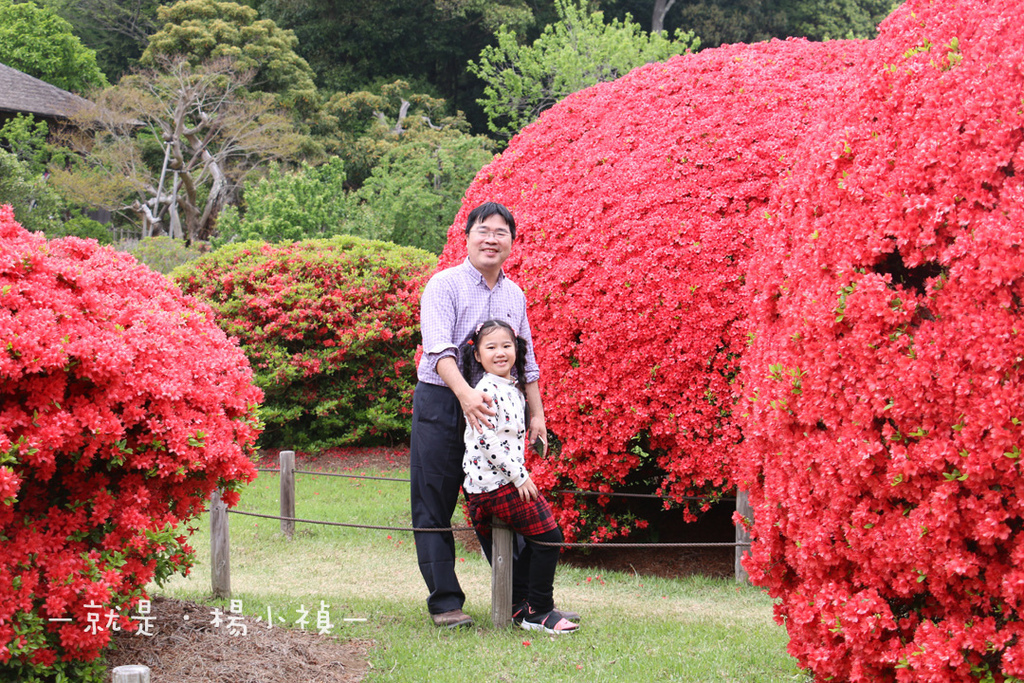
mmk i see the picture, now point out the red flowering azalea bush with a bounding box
[0,208,261,681]
[438,37,866,540]
[174,237,435,450]
[739,0,1024,679]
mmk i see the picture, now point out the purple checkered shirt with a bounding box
[417,258,540,387]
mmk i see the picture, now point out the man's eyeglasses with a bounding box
[470,226,512,240]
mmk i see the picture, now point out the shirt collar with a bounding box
[460,257,505,288]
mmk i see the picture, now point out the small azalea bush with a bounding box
[174,237,435,450]
[438,37,866,541]
[0,207,261,681]
[739,0,1024,680]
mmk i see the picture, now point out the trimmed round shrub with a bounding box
[0,206,261,681]
[437,37,867,541]
[739,0,1024,680]
[174,237,436,450]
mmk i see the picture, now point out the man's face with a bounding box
[465,214,513,272]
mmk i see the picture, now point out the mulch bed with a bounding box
[105,597,371,683]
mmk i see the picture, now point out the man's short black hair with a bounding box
[465,201,516,240]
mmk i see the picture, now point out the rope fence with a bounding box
[256,467,735,502]
[212,450,755,625]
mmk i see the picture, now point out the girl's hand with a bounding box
[517,477,540,502]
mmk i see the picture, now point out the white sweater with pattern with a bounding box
[462,373,528,494]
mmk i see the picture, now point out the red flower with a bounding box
[1,210,261,677]
[738,0,1024,679]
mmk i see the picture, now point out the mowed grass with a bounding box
[152,464,804,682]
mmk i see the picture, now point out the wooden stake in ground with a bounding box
[280,449,296,540]
[491,518,513,627]
[735,490,753,585]
[211,489,231,599]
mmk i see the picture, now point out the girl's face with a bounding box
[474,327,516,379]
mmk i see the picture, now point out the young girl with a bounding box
[460,319,579,634]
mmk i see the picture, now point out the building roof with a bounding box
[0,61,92,120]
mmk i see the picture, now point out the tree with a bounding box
[254,0,528,133]
[0,113,68,176]
[213,158,353,246]
[41,0,161,82]
[779,0,894,40]
[352,124,495,253]
[0,0,107,93]
[468,0,699,138]
[51,57,302,241]
[142,0,318,115]
[434,0,536,32]
[0,149,64,235]
[651,0,676,33]
[317,80,494,252]
[321,79,494,187]
[608,0,893,44]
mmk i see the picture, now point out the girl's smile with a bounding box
[474,327,517,380]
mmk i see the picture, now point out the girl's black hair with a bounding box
[461,319,528,393]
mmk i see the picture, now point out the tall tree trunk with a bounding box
[652,0,677,33]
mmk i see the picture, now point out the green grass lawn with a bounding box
[152,466,803,682]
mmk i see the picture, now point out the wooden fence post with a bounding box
[735,489,753,585]
[279,449,296,540]
[491,517,514,627]
[112,665,151,683]
[210,489,231,599]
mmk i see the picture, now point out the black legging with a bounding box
[478,526,564,614]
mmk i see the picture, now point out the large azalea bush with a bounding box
[437,37,866,541]
[0,207,261,681]
[739,0,1024,680]
[174,237,435,450]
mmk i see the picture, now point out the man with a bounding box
[410,201,547,628]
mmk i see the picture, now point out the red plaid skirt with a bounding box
[466,483,559,540]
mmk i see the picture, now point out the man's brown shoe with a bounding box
[431,609,474,629]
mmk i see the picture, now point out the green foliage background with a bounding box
[470,0,700,137]
[0,0,107,93]
[0,150,64,235]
